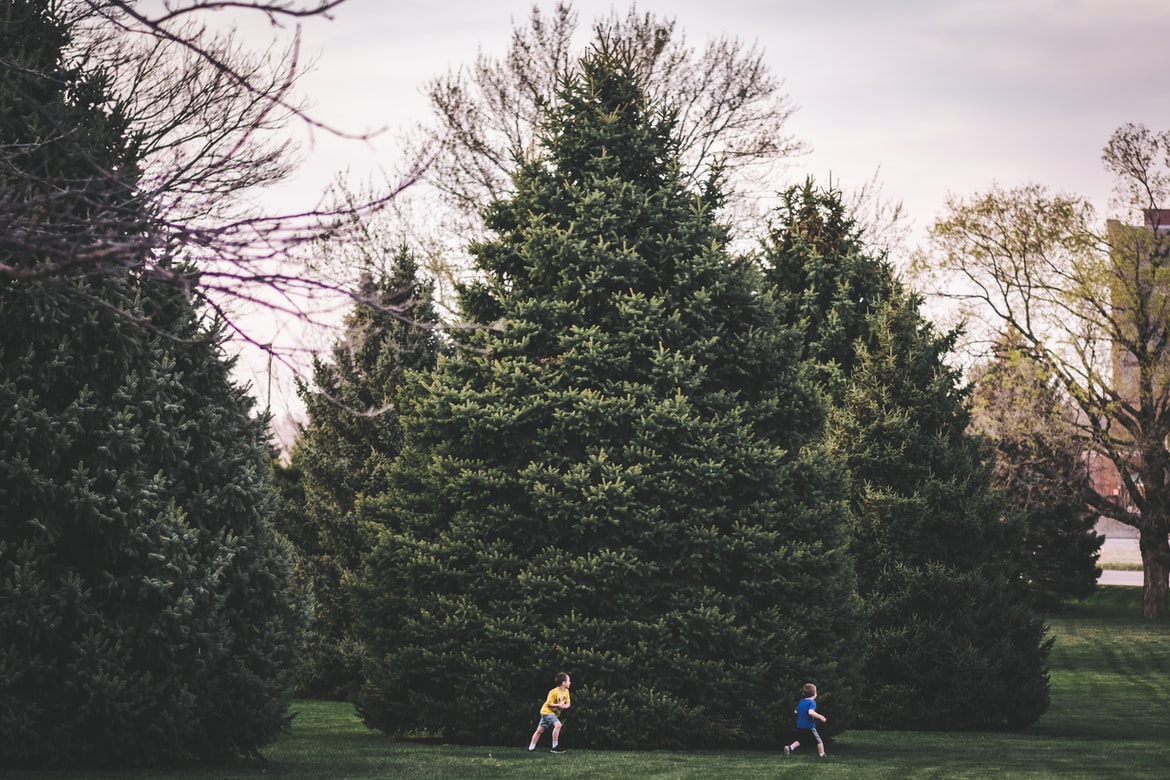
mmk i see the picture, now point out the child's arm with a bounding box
[811,709,827,723]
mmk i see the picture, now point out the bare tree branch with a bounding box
[2,0,434,397]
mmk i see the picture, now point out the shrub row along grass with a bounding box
[10,587,1169,779]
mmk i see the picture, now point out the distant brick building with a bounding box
[1090,209,1170,533]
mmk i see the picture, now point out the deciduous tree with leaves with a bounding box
[921,123,1170,618]
[968,331,1102,608]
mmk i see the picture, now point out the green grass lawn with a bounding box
[10,588,1170,779]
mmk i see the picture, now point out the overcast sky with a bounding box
[274,0,1170,238]
[212,0,1170,434]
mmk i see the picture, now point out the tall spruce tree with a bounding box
[762,181,894,403]
[827,292,1050,729]
[0,0,303,766]
[761,184,1050,730]
[280,248,442,698]
[351,41,863,749]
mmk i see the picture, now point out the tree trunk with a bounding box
[1138,523,1170,619]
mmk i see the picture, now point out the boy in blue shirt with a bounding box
[784,682,827,758]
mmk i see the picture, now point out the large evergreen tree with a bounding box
[762,180,894,403]
[1,283,305,768]
[761,184,1050,730]
[827,292,1050,729]
[352,41,863,749]
[280,248,442,699]
[0,0,303,766]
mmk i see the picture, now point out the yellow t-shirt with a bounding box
[540,686,570,716]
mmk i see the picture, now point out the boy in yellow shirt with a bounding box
[528,672,571,753]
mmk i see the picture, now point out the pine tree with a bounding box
[1,1,303,766]
[827,291,1051,729]
[1,279,306,767]
[351,41,862,750]
[281,247,442,698]
[762,180,895,402]
[760,184,1050,730]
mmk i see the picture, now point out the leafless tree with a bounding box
[414,2,804,219]
[2,0,427,383]
[363,1,812,307]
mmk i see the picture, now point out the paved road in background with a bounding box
[1099,569,1142,587]
[1099,534,1142,586]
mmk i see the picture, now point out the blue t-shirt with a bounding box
[796,697,818,729]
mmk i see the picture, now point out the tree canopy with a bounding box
[827,289,1050,729]
[1,0,304,766]
[922,126,1170,617]
[374,0,811,314]
[761,183,1051,729]
[1,0,419,382]
[351,40,863,750]
[279,247,443,698]
[968,330,1102,608]
[408,1,803,221]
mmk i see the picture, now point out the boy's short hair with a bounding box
[801,683,817,697]
[555,672,570,685]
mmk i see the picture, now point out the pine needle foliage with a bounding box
[352,40,863,749]
[829,292,1051,729]
[280,248,443,699]
[0,0,303,766]
[761,184,1051,730]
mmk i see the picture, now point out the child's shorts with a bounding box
[796,726,822,745]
